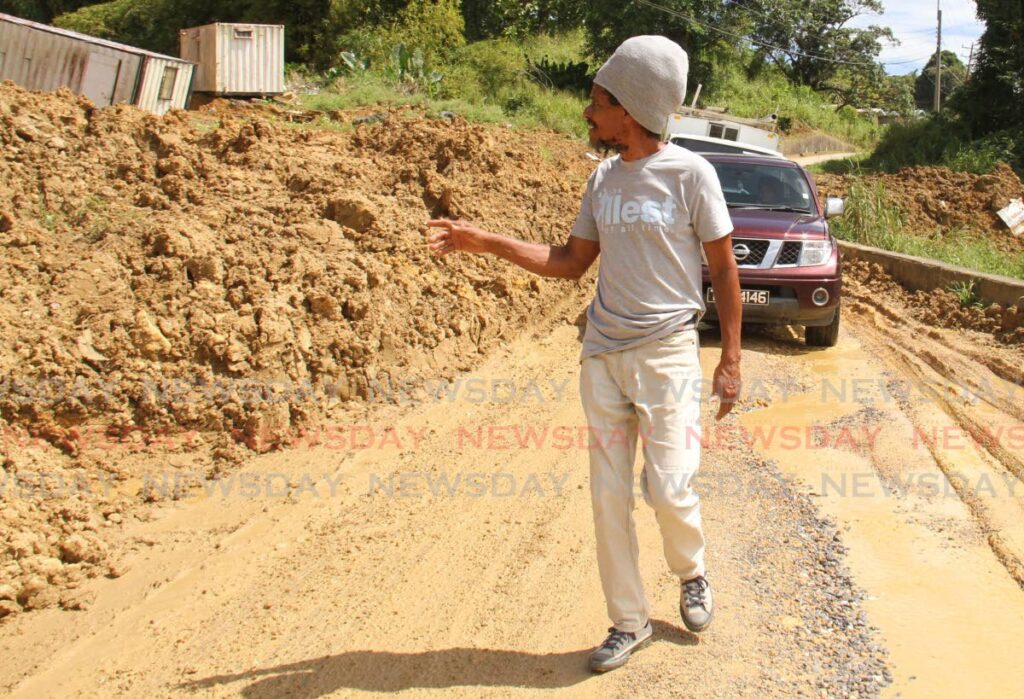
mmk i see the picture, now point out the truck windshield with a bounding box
[708,161,814,212]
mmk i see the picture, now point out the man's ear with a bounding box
[621,112,654,140]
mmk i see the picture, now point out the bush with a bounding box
[832,181,1024,279]
[702,60,881,148]
[299,30,588,137]
[450,38,526,99]
[381,0,465,70]
[868,116,1024,175]
[830,180,905,249]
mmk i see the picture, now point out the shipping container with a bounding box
[179,23,284,96]
[665,108,782,154]
[0,12,194,115]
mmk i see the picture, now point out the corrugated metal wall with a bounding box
[180,23,283,95]
[135,56,194,115]
[0,17,140,105]
[178,24,217,92]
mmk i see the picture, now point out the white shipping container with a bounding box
[180,23,284,95]
[135,56,194,115]
[666,112,780,152]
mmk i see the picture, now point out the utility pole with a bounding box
[966,42,975,79]
[934,0,943,112]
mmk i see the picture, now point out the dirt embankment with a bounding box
[0,82,595,616]
[845,260,1024,352]
[816,164,1024,253]
[817,162,1024,343]
[0,82,594,451]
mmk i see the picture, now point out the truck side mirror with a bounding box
[824,196,845,218]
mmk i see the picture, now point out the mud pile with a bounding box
[845,260,1024,344]
[0,82,594,453]
[815,164,1024,253]
[0,82,599,616]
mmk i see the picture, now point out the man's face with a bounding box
[584,85,629,152]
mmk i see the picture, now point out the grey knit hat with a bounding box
[594,35,689,136]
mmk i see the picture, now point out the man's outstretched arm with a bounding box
[427,219,600,281]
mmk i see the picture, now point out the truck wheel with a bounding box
[805,303,840,347]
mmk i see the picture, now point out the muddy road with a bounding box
[2,288,1023,697]
[1,304,886,698]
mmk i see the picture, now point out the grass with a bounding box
[807,153,870,175]
[831,181,1024,279]
[702,63,882,149]
[947,280,984,307]
[867,116,1024,176]
[298,66,587,137]
[290,29,893,148]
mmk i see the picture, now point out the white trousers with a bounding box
[580,328,706,633]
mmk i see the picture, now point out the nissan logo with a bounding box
[732,243,751,261]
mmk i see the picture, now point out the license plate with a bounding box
[706,288,770,305]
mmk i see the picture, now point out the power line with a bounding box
[634,0,929,66]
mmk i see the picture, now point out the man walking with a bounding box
[427,35,742,672]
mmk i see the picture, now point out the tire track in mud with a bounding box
[844,292,1024,588]
[738,308,1024,697]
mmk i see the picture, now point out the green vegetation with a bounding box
[947,280,983,308]
[831,181,1024,279]
[807,153,869,175]
[860,0,1024,177]
[914,51,966,112]
[297,32,590,137]
[702,61,882,148]
[17,0,903,144]
[868,116,1023,176]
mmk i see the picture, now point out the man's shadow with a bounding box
[178,620,696,697]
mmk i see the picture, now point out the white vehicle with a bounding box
[665,108,784,158]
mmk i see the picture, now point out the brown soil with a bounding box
[845,260,1024,346]
[815,164,1024,253]
[0,81,594,615]
[0,82,593,450]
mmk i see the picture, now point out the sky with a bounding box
[847,0,986,75]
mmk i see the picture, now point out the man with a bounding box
[758,175,784,206]
[427,35,741,673]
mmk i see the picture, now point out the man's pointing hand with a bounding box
[427,219,491,256]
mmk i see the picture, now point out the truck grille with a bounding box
[776,241,802,266]
[731,239,771,266]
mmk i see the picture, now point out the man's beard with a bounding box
[590,135,627,154]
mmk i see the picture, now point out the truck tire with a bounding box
[805,303,840,347]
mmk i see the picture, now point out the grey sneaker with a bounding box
[588,622,653,673]
[680,575,714,632]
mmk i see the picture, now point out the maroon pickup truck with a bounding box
[699,153,844,347]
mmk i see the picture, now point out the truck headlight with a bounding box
[799,240,832,266]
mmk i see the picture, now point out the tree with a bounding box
[883,72,917,116]
[460,0,584,42]
[0,0,98,23]
[52,0,343,63]
[913,50,966,111]
[742,0,894,97]
[953,0,1024,135]
[582,0,893,107]
[53,0,247,55]
[582,0,738,93]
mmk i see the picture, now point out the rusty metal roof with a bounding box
[0,12,193,65]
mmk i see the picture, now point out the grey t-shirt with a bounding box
[570,144,733,359]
